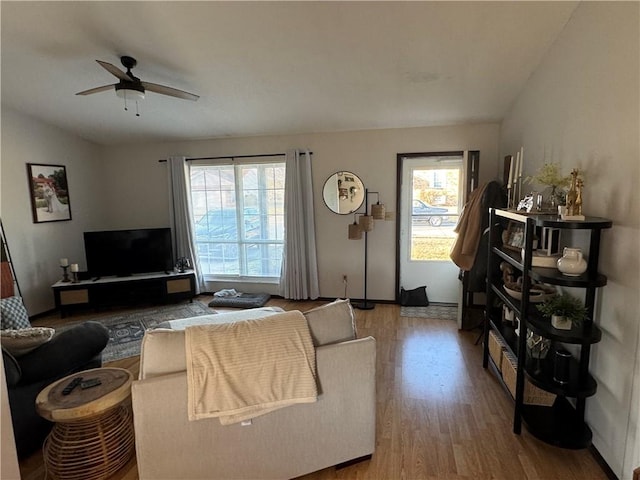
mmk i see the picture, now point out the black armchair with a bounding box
[2,321,109,458]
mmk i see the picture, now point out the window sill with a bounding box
[203,275,279,285]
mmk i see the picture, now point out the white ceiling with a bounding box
[1,1,578,146]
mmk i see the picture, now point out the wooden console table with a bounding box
[52,271,196,317]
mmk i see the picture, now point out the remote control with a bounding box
[62,377,83,395]
[80,378,102,389]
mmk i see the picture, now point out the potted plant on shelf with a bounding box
[536,293,588,330]
[525,163,571,210]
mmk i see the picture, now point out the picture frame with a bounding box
[27,163,72,223]
[503,221,525,252]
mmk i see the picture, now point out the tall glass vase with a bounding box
[549,186,558,211]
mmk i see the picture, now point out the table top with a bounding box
[36,367,133,422]
[52,270,195,289]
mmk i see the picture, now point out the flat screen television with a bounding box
[84,228,174,277]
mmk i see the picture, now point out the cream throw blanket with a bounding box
[185,310,317,425]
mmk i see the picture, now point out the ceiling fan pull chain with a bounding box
[135,101,140,117]
[124,90,129,112]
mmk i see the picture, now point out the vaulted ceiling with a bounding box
[1,1,578,146]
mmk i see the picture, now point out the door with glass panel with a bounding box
[398,153,465,304]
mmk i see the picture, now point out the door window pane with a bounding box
[411,167,462,261]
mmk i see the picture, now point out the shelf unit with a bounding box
[482,208,611,449]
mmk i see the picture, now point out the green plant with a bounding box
[525,163,571,189]
[536,293,587,323]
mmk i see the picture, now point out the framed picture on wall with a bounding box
[26,163,72,223]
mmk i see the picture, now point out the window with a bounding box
[409,163,462,261]
[190,161,285,279]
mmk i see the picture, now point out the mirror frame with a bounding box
[322,171,365,214]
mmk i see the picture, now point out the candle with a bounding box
[507,157,514,185]
[60,258,68,267]
[70,264,79,273]
[519,147,524,177]
[514,152,520,183]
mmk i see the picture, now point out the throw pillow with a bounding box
[303,298,357,346]
[0,295,30,330]
[0,327,55,357]
[400,286,430,307]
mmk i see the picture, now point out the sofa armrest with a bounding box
[18,321,109,383]
[2,347,21,386]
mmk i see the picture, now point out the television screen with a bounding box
[84,228,174,277]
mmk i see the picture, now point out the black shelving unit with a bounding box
[482,208,612,449]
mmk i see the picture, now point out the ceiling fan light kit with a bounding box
[76,55,199,116]
[115,85,145,102]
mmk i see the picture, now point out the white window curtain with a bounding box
[279,149,319,299]
[167,156,204,294]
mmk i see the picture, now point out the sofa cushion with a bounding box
[1,296,30,330]
[140,307,285,379]
[139,301,358,380]
[1,327,55,357]
[303,298,356,346]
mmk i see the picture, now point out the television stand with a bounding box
[52,271,196,318]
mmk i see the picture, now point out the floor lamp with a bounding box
[351,189,385,310]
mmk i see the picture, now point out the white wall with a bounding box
[499,3,639,478]
[101,123,500,300]
[0,108,106,315]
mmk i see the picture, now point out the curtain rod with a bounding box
[158,151,313,163]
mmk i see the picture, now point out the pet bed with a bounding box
[208,293,271,309]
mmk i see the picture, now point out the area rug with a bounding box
[399,304,458,321]
[76,302,213,363]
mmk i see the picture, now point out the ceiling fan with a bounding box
[76,56,199,114]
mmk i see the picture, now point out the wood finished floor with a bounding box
[21,297,607,480]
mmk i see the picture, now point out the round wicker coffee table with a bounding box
[36,367,134,480]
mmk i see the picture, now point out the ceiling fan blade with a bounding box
[75,84,116,96]
[96,60,130,81]
[141,81,199,101]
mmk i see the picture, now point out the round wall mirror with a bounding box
[322,171,365,214]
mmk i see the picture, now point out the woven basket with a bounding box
[501,352,556,406]
[488,330,505,372]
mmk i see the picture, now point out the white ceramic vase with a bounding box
[551,314,572,330]
[557,247,587,276]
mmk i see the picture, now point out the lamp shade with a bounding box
[116,87,145,102]
[348,222,362,240]
[371,202,386,220]
[359,215,374,232]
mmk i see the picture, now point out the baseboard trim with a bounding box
[29,308,58,322]
[588,445,618,480]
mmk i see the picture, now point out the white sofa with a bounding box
[131,300,376,480]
